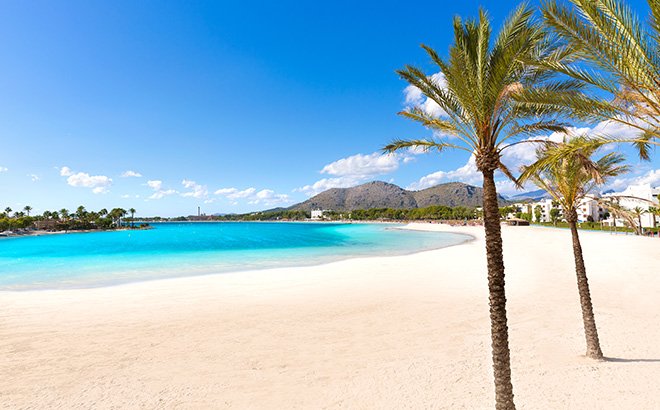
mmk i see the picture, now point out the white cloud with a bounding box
[247,189,291,206]
[121,170,142,178]
[407,155,482,191]
[296,151,414,196]
[147,180,163,190]
[149,189,177,200]
[215,186,291,206]
[59,166,112,194]
[145,179,178,200]
[214,187,256,200]
[321,152,401,177]
[0,166,7,173]
[295,176,366,196]
[403,72,447,118]
[180,179,208,199]
[607,168,660,192]
[28,174,40,182]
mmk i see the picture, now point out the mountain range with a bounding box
[504,189,550,202]
[286,181,509,211]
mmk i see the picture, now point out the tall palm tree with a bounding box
[519,136,629,359]
[5,207,12,216]
[129,208,136,228]
[631,206,647,234]
[23,205,32,216]
[59,208,69,221]
[383,6,578,408]
[648,206,660,229]
[519,0,660,152]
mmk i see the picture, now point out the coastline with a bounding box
[2,223,659,408]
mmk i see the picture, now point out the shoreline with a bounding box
[0,223,475,292]
[0,226,150,240]
[2,223,659,408]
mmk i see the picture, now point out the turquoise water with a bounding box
[0,222,470,291]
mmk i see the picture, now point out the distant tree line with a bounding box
[0,205,145,232]
[138,205,480,222]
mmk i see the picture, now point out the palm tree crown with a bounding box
[519,136,630,218]
[385,6,576,176]
[519,0,660,155]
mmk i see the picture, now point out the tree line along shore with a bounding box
[0,206,147,234]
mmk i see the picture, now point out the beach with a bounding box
[1,223,659,409]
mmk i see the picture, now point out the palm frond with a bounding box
[382,139,470,154]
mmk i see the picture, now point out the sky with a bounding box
[0,0,658,217]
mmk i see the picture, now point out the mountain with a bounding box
[290,181,416,211]
[413,182,493,207]
[506,189,550,202]
[288,181,508,211]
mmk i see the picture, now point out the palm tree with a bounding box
[519,136,629,359]
[522,0,660,152]
[59,208,69,221]
[76,206,86,220]
[109,208,127,228]
[382,6,579,408]
[23,205,32,216]
[129,208,136,228]
[631,206,647,235]
[5,207,12,217]
[648,206,660,230]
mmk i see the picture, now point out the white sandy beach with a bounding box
[1,223,659,409]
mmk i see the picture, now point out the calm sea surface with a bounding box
[0,222,470,290]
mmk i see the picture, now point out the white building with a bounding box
[311,209,329,220]
[576,195,605,223]
[530,198,561,223]
[506,203,532,220]
[603,184,660,228]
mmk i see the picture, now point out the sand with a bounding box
[1,223,659,409]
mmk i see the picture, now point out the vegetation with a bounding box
[531,0,660,151]
[133,205,479,223]
[0,206,147,233]
[519,136,629,360]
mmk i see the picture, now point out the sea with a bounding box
[0,222,470,290]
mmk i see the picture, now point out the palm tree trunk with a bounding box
[568,212,603,360]
[482,170,515,409]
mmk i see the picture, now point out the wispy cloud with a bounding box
[215,186,291,206]
[0,166,7,173]
[146,179,177,200]
[180,179,208,199]
[121,170,142,178]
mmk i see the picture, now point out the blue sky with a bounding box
[0,0,657,217]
